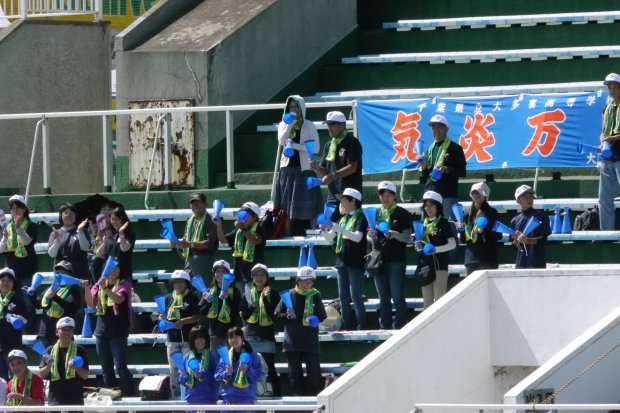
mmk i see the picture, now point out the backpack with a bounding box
[573,206,599,231]
[260,208,286,240]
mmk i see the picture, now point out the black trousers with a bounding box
[285,351,322,396]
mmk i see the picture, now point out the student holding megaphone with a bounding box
[95,207,135,282]
[0,267,29,381]
[38,317,89,407]
[510,185,551,269]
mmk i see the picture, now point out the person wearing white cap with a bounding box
[0,267,29,381]
[275,266,326,396]
[320,188,368,330]
[455,182,501,275]
[239,263,282,396]
[199,259,241,351]
[38,316,89,406]
[416,191,457,309]
[367,181,412,329]
[275,95,323,235]
[510,185,551,269]
[159,270,200,397]
[0,195,38,288]
[309,111,363,211]
[598,73,620,230]
[6,349,44,407]
[216,201,266,288]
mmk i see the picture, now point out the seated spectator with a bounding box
[179,325,220,409]
[0,267,29,381]
[38,317,89,406]
[47,203,91,279]
[5,349,44,407]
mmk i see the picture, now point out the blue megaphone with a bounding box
[306,243,317,269]
[304,140,315,162]
[82,307,93,338]
[191,276,208,295]
[307,315,320,328]
[7,314,23,330]
[50,275,60,292]
[28,273,45,296]
[219,273,235,298]
[217,345,231,366]
[212,200,224,223]
[552,206,562,234]
[317,203,337,227]
[377,221,390,235]
[32,339,49,357]
[423,244,435,256]
[158,319,176,332]
[188,358,201,372]
[307,177,322,190]
[413,220,424,242]
[562,207,572,234]
[160,219,179,245]
[414,140,425,165]
[602,141,613,160]
[476,216,488,230]
[363,207,377,231]
[170,351,187,373]
[154,295,167,314]
[452,203,464,230]
[431,167,442,181]
[283,112,296,125]
[279,290,296,319]
[237,210,250,223]
[239,352,251,366]
[577,142,600,155]
[283,140,295,158]
[491,220,515,236]
[72,356,84,369]
[56,272,81,286]
[298,244,308,269]
[523,216,541,236]
[101,256,118,278]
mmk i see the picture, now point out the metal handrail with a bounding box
[1,0,102,21]
[24,116,45,204]
[2,404,324,412]
[411,403,620,412]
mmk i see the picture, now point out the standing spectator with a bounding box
[511,185,551,269]
[30,261,82,346]
[38,317,89,407]
[0,376,6,405]
[275,266,327,396]
[179,325,220,410]
[173,193,218,278]
[367,181,412,329]
[199,260,241,351]
[455,182,501,275]
[5,350,44,407]
[414,191,457,309]
[239,263,281,396]
[81,265,134,396]
[158,270,200,398]
[309,111,362,218]
[215,202,266,289]
[47,203,91,279]
[321,188,368,330]
[215,327,264,410]
[598,73,620,230]
[0,267,28,381]
[274,95,323,235]
[96,207,135,281]
[0,195,38,288]
[89,201,115,284]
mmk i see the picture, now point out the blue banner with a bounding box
[356,92,608,174]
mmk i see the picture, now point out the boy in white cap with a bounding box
[6,349,44,407]
[309,111,363,214]
[39,317,89,406]
[510,185,551,269]
[598,73,620,230]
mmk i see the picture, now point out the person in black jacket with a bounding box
[275,266,327,396]
[510,185,551,269]
[0,195,38,288]
[47,203,91,280]
[96,207,135,281]
[239,263,281,396]
[455,182,502,275]
[0,267,29,381]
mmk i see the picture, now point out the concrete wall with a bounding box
[115,0,357,189]
[0,20,110,195]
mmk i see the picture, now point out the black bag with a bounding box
[412,254,437,287]
[139,375,170,401]
[573,206,599,231]
[364,239,384,276]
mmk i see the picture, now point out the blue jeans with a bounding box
[441,196,459,263]
[598,160,620,230]
[336,265,366,330]
[96,335,134,396]
[373,261,408,329]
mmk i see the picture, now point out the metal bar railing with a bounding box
[2,0,101,19]
[1,404,324,412]
[24,116,45,204]
[411,403,620,412]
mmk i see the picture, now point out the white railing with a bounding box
[1,0,102,20]
[2,404,324,412]
[0,102,354,198]
[410,403,620,412]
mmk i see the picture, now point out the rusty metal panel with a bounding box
[128,99,195,189]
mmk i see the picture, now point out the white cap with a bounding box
[378,181,397,194]
[422,190,443,205]
[7,349,27,361]
[171,270,191,283]
[297,266,316,280]
[8,194,26,207]
[213,259,231,272]
[325,111,347,123]
[514,185,535,200]
[251,263,269,276]
[343,188,362,202]
[428,115,449,128]
[604,73,620,85]
[56,316,75,329]
[0,267,15,279]
[241,202,261,217]
[470,182,491,199]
